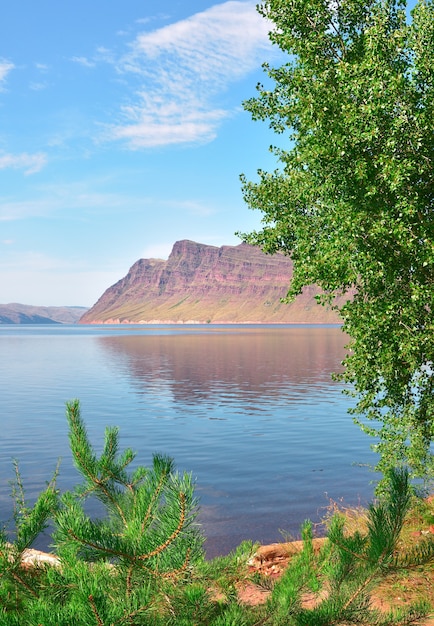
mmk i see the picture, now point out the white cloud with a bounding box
[110,100,227,147]
[95,47,116,64]
[107,1,273,148]
[0,59,15,88]
[71,56,96,68]
[35,63,49,72]
[0,198,56,222]
[0,152,47,175]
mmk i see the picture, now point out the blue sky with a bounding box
[0,1,283,306]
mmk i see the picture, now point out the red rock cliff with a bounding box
[79,240,347,324]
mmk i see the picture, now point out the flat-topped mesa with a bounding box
[79,240,347,324]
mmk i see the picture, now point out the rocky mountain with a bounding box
[80,240,348,324]
[0,303,88,324]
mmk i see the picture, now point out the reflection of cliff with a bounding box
[81,241,349,324]
[98,328,349,405]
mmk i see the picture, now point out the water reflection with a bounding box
[98,326,349,406]
[94,327,376,558]
[0,325,377,559]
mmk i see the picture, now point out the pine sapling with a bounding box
[269,467,434,625]
[50,399,204,624]
[0,460,58,619]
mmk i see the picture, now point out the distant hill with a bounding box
[80,240,350,324]
[0,303,88,324]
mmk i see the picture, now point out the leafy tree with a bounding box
[240,0,434,480]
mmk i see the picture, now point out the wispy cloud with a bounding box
[163,198,217,217]
[106,1,273,148]
[0,59,15,89]
[71,55,96,68]
[0,198,56,222]
[0,152,47,175]
[0,179,145,222]
[30,81,48,91]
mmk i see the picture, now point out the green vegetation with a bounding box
[3,3,434,622]
[1,403,434,624]
[239,0,434,482]
[1,401,203,625]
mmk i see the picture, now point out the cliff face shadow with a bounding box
[97,327,349,406]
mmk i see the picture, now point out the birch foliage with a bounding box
[240,0,434,479]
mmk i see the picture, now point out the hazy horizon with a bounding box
[0,1,284,307]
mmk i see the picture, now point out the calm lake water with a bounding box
[0,324,378,557]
